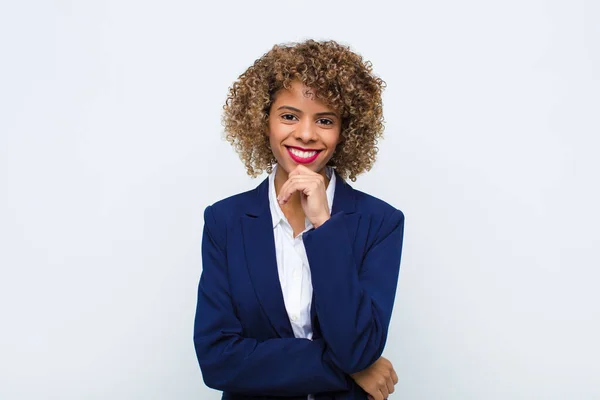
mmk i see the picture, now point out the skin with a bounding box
[353,356,399,400]
[267,80,342,235]
[266,80,398,398]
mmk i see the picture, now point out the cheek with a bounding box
[268,121,292,139]
[330,131,342,147]
[266,117,276,134]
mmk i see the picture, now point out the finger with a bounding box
[369,390,383,400]
[280,179,322,203]
[277,176,308,201]
[276,184,289,204]
[290,167,325,184]
[365,386,383,400]
[285,177,320,190]
[391,368,399,385]
[277,179,301,203]
[283,172,325,194]
[287,174,323,183]
[378,388,388,400]
[277,177,290,203]
[289,165,314,176]
[290,176,326,193]
[386,375,395,394]
[288,166,310,178]
[377,379,389,399]
[288,166,304,177]
[278,181,316,204]
[279,181,308,204]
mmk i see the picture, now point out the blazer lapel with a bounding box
[241,176,294,338]
[310,169,361,335]
[241,169,361,340]
[330,169,357,216]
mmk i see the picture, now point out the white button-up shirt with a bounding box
[268,163,336,400]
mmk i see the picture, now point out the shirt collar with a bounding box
[268,164,336,229]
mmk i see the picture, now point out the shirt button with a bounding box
[291,314,298,321]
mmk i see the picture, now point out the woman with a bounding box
[194,39,405,400]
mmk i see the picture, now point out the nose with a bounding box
[294,118,317,143]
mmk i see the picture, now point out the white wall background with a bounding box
[1,0,598,399]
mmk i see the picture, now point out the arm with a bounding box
[193,205,351,396]
[302,209,405,374]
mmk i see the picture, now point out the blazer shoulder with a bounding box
[202,186,259,249]
[349,188,405,251]
[204,185,257,224]
[351,187,405,223]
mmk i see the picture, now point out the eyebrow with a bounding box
[276,106,338,118]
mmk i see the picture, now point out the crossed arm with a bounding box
[193,205,405,396]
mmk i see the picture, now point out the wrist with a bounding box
[313,215,330,229]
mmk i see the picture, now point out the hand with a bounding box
[276,165,331,228]
[350,356,398,400]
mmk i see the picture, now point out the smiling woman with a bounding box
[222,39,386,183]
[267,81,342,183]
[194,39,405,400]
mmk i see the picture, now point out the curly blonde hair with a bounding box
[222,39,386,182]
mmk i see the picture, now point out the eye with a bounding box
[281,113,298,121]
[317,118,334,125]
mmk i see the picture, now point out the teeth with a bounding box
[289,148,318,158]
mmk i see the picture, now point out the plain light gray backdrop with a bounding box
[1,0,599,399]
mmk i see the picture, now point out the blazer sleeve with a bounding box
[302,208,405,375]
[193,205,351,397]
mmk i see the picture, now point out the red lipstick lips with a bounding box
[285,146,322,164]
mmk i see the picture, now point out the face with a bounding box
[266,80,342,178]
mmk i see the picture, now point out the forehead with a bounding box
[272,81,335,112]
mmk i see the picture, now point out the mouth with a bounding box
[285,146,323,164]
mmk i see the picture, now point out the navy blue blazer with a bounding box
[194,170,405,400]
